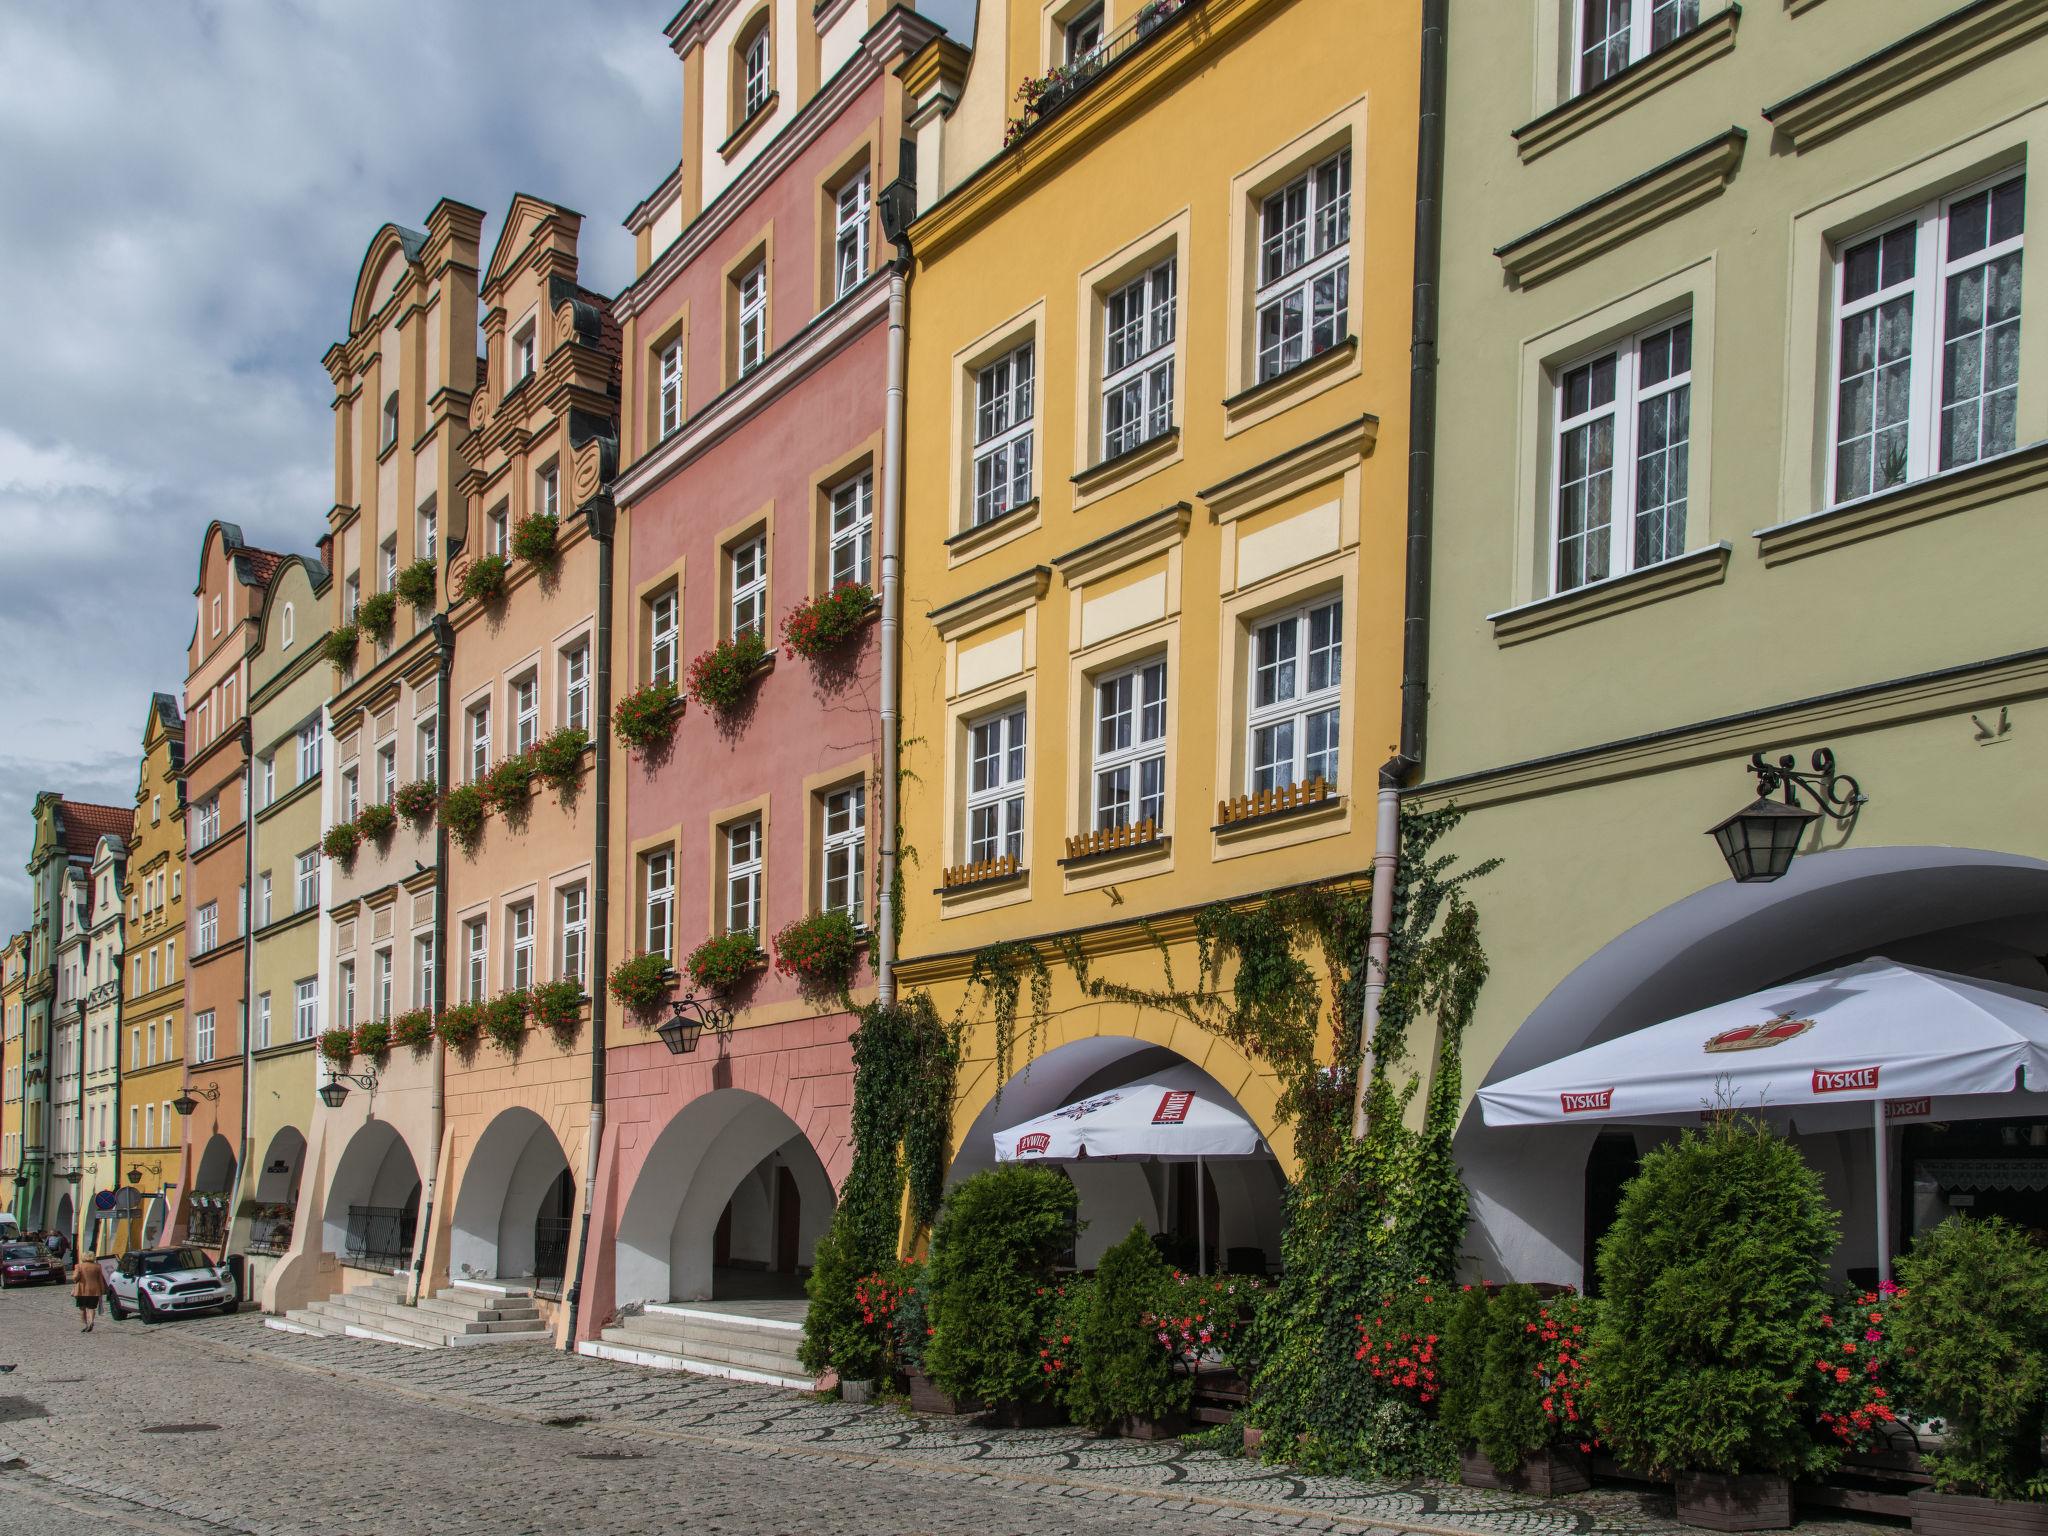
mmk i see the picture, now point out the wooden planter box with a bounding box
[905,1369,983,1416]
[986,1397,1065,1429]
[1674,1471,1793,1532]
[1459,1446,1591,1497]
[1911,1489,2048,1535]
[1119,1410,1192,1442]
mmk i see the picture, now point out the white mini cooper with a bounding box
[107,1246,237,1322]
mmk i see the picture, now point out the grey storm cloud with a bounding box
[0,0,690,920]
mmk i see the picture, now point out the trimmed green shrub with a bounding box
[394,557,436,611]
[1062,1225,1188,1429]
[357,590,397,643]
[1893,1216,2048,1500]
[924,1165,1080,1407]
[1436,1284,1595,1474]
[1590,1117,1837,1479]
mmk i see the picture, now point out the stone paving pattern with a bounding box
[0,1290,1898,1535]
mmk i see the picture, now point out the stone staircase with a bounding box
[580,1301,813,1388]
[268,1274,550,1349]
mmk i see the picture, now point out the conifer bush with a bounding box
[1061,1225,1187,1429]
[924,1165,1079,1407]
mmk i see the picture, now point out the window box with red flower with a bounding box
[779,581,873,663]
[685,629,769,718]
[613,680,683,753]
[771,909,863,1000]
[685,931,764,994]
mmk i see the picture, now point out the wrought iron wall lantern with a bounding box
[1707,748,1866,883]
[171,1082,222,1117]
[656,991,734,1056]
[317,1067,379,1110]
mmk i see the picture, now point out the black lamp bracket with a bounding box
[1748,748,1865,823]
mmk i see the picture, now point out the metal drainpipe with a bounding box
[564,493,614,1349]
[1354,0,1446,1138]
[233,727,255,1270]
[411,614,455,1306]
[876,238,911,1007]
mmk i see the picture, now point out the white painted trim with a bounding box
[645,1301,805,1332]
[578,1338,813,1387]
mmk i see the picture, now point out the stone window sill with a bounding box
[1222,337,1358,435]
[1072,429,1179,493]
[945,499,1041,564]
[1513,7,1741,162]
[719,94,779,162]
[1754,441,2048,566]
[1487,542,1732,645]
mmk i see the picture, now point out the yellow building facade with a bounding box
[121,695,189,1250]
[1,932,26,1221]
[895,0,1416,1266]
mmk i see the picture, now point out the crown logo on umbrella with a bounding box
[1704,1013,1815,1053]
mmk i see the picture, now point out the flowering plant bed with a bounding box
[613,680,682,752]
[529,727,587,794]
[357,590,397,643]
[322,625,361,671]
[511,511,559,567]
[355,802,397,842]
[322,821,361,869]
[441,784,488,851]
[482,991,530,1053]
[395,780,438,826]
[1147,1269,1264,1376]
[608,951,672,1016]
[482,755,535,812]
[394,557,436,611]
[772,909,863,997]
[1438,1283,1595,1490]
[529,979,583,1043]
[390,1008,435,1053]
[685,930,763,993]
[319,1027,355,1065]
[459,553,511,606]
[1810,1281,1905,1453]
[686,629,769,717]
[780,581,873,661]
[353,1017,391,1057]
[435,1002,484,1052]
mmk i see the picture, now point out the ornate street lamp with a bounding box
[172,1082,221,1118]
[317,1067,379,1110]
[656,992,733,1056]
[1707,748,1865,884]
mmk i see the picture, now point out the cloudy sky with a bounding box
[0,1,966,920]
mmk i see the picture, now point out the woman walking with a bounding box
[71,1253,107,1332]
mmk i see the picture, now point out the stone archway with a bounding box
[323,1119,422,1272]
[1460,845,2048,1287]
[448,1107,574,1290]
[614,1091,835,1308]
[252,1127,307,1253]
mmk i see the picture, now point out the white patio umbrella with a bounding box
[1476,959,2048,1280]
[993,1064,1266,1272]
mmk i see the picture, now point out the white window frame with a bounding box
[737,262,768,377]
[1550,315,1694,594]
[257,872,272,928]
[1255,149,1351,384]
[828,471,873,589]
[644,850,675,960]
[294,979,318,1042]
[281,604,295,649]
[822,784,866,923]
[489,506,509,557]
[743,25,771,117]
[973,343,1035,526]
[558,884,587,986]
[538,463,560,522]
[649,590,679,687]
[464,918,488,1003]
[1102,259,1177,460]
[835,169,871,300]
[419,502,438,562]
[344,572,360,623]
[297,721,321,784]
[512,672,539,754]
[724,818,763,937]
[374,947,392,1021]
[468,702,491,784]
[513,319,537,383]
[1575,0,1701,96]
[193,797,220,850]
[194,1008,215,1063]
[1827,169,2027,506]
[255,992,271,1050]
[508,903,534,993]
[340,767,359,821]
[563,642,590,734]
[414,934,435,1013]
[966,706,1027,865]
[295,849,318,914]
[338,959,356,1030]
[381,535,398,594]
[195,902,218,956]
[659,341,685,437]
[381,392,399,450]
[729,535,767,640]
[259,754,275,809]
[1246,598,1343,794]
[1093,658,1168,831]
[1066,1,1105,65]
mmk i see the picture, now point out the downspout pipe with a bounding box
[1355,0,1446,1138]
[875,250,909,1008]
[234,722,255,1269]
[411,613,455,1306]
[565,490,615,1349]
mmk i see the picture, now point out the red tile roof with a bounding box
[241,548,284,586]
[60,800,131,859]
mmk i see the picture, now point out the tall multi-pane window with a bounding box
[297,721,321,784]
[377,743,397,805]
[257,873,272,928]
[829,472,873,589]
[644,850,674,960]
[1577,0,1700,94]
[417,713,439,783]
[374,948,392,1021]
[537,464,560,523]
[822,785,866,923]
[381,536,398,595]
[338,960,355,1030]
[414,934,435,1013]
[468,702,491,782]
[743,24,770,116]
[344,572,360,623]
[558,884,587,985]
[1094,659,1167,830]
[382,392,399,450]
[464,919,487,1003]
[973,344,1034,525]
[659,341,684,437]
[296,849,318,912]
[729,535,767,639]
[514,320,537,382]
[649,590,679,687]
[255,992,271,1050]
[725,819,763,936]
[835,170,871,299]
[259,754,275,810]
[1256,150,1351,383]
[513,673,539,754]
[563,642,590,734]
[489,507,509,557]
[194,902,218,955]
[294,979,318,1041]
[966,707,1027,864]
[419,502,438,562]
[1552,317,1692,593]
[737,262,768,376]
[340,767,359,821]
[1102,259,1176,459]
[193,797,220,849]
[1830,171,2026,503]
[193,1009,215,1063]
[1248,599,1342,793]
[508,903,534,993]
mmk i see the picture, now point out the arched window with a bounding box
[281,602,295,648]
[735,9,772,127]
[382,390,400,451]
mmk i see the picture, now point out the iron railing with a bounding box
[187,1207,227,1247]
[344,1205,414,1271]
[532,1216,572,1294]
[1009,0,1192,142]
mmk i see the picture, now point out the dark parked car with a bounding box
[0,1243,61,1286]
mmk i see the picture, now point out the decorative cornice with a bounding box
[1487,542,1732,645]
[1495,129,1746,288]
[1513,7,1740,162]
[1197,416,1377,521]
[1054,503,1192,586]
[1755,440,2048,566]
[1764,0,2048,150]
[927,565,1052,640]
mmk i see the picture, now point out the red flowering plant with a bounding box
[685,629,768,718]
[1807,1280,1906,1453]
[1147,1269,1266,1374]
[848,1262,921,1380]
[1435,1283,1597,1474]
[1034,1278,1089,1394]
[772,909,863,1000]
[612,680,683,753]
[1353,1274,1449,1408]
[779,581,873,662]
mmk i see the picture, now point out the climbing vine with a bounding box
[961,938,1052,1103]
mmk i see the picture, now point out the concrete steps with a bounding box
[580,1302,813,1389]
[269,1273,550,1349]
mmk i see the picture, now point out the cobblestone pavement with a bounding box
[0,1289,1895,1536]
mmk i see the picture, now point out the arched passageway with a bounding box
[250,1126,306,1254]
[614,1091,835,1308]
[189,1134,237,1247]
[324,1119,422,1272]
[948,1038,1288,1273]
[448,1108,574,1291]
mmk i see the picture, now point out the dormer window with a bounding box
[381,390,399,451]
[742,20,771,119]
[513,320,537,384]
